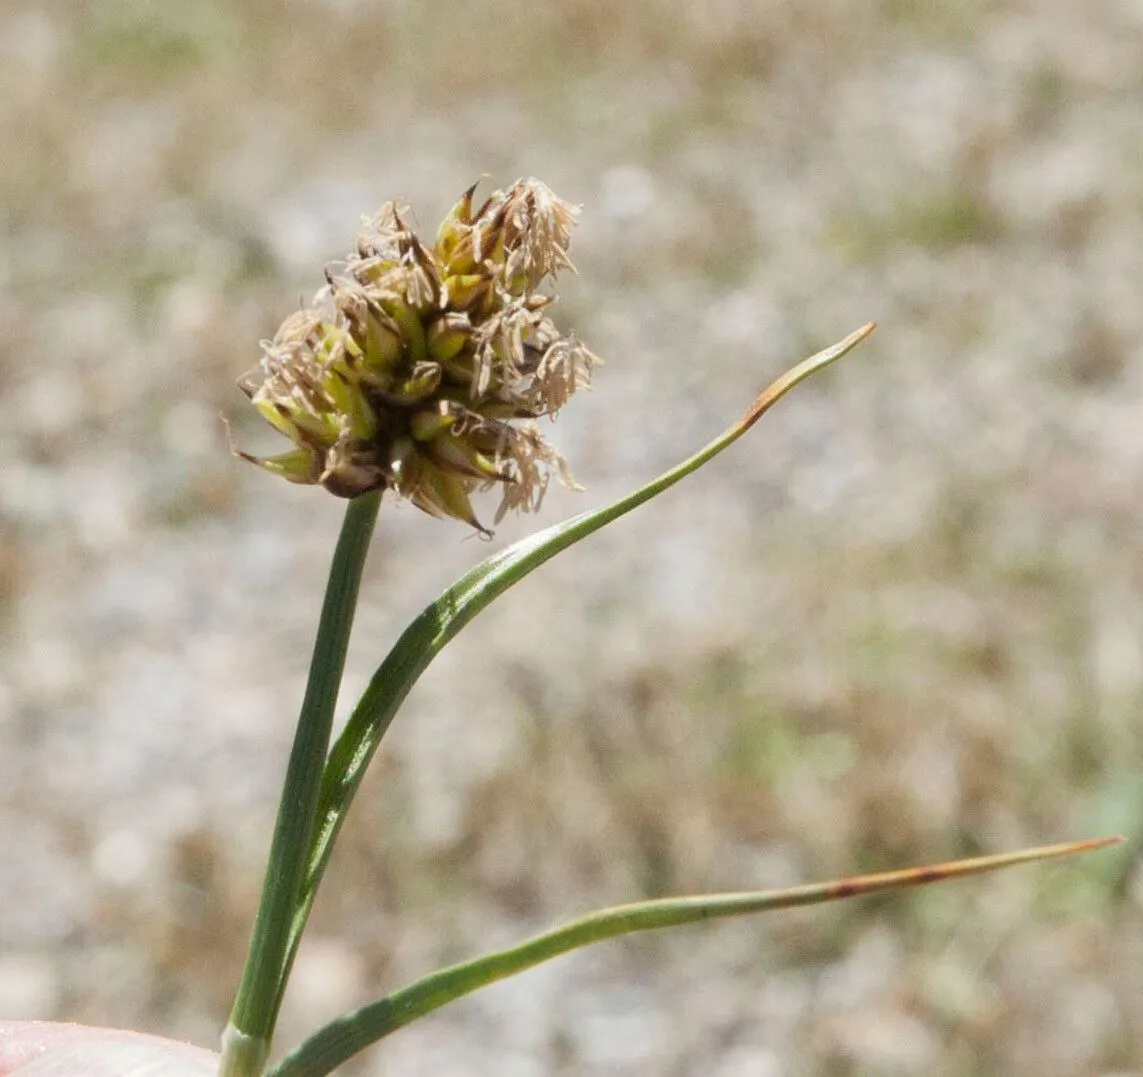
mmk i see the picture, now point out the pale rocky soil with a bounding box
[2,2,1143,1075]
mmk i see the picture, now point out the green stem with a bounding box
[220,490,382,1077]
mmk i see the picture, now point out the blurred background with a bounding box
[2,1,1143,1074]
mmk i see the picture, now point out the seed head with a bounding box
[237,180,599,533]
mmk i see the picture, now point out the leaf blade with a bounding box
[275,325,876,1013]
[269,835,1119,1077]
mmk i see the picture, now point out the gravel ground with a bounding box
[3,2,1143,1074]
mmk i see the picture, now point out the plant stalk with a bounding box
[220,490,382,1077]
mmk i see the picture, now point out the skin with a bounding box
[0,1022,218,1077]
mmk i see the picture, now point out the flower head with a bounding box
[237,178,600,533]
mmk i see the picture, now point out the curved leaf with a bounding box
[268,836,1119,1077]
[276,325,876,1010]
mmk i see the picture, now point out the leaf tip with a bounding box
[739,321,875,432]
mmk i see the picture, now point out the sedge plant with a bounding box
[216,178,1118,1077]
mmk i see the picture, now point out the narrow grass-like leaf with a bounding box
[271,324,876,1012]
[269,836,1119,1077]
